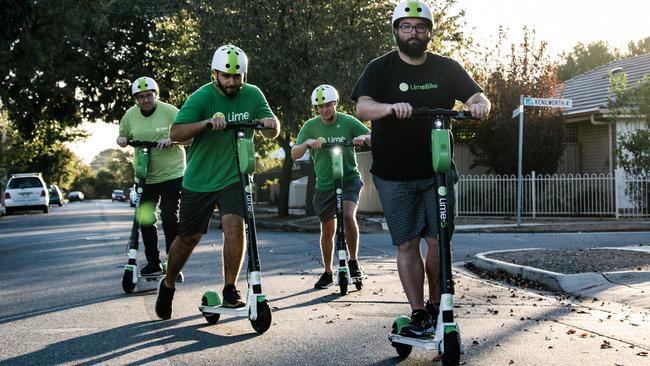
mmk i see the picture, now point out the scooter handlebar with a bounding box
[412,108,476,120]
[127,140,159,148]
[204,120,273,130]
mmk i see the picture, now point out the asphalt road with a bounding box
[1,201,648,365]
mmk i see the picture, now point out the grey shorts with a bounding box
[178,182,244,236]
[373,174,456,246]
[313,179,363,222]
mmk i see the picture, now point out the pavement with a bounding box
[244,207,650,364]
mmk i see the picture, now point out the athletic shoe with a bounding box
[425,300,440,332]
[348,260,364,278]
[155,278,175,320]
[222,284,246,308]
[141,262,163,276]
[176,271,184,283]
[399,309,434,337]
[314,271,334,289]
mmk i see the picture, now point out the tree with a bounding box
[609,73,650,210]
[628,36,650,57]
[557,41,620,81]
[463,27,565,175]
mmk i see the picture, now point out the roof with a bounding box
[558,53,650,116]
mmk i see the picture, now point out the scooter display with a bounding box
[320,141,367,295]
[198,120,272,334]
[121,140,166,293]
[388,108,476,366]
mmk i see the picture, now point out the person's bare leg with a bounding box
[320,219,336,273]
[397,237,425,310]
[424,237,440,303]
[164,233,202,288]
[221,214,245,286]
[343,200,359,261]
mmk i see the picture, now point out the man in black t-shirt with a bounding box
[352,1,491,337]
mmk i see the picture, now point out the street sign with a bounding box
[523,97,572,108]
[512,105,523,118]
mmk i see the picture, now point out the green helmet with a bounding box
[391,1,433,28]
[131,77,159,95]
[311,84,339,106]
[211,44,248,75]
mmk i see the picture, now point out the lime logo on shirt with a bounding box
[399,82,439,92]
[213,112,225,120]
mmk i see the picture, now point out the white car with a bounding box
[2,173,49,215]
[129,185,139,207]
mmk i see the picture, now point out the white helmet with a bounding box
[211,44,248,75]
[131,77,159,95]
[311,84,339,106]
[391,1,433,28]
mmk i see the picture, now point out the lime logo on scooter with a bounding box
[336,188,342,194]
[438,186,448,228]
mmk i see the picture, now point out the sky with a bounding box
[68,0,649,162]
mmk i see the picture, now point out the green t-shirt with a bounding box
[174,82,275,192]
[119,101,185,184]
[296,113,370,190]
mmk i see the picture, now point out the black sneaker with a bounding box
[348,260,364,278]
[222,284,246,308]
[314,271,334,289]
[155,278,175,320]
[425,300,440,331]
[176,271,184,283]
[399,309,434,337]
[141,262,162,277]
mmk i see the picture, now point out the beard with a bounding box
[396,35,429,58]
[217,79,241,98]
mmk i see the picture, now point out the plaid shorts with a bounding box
[373,174,456,246]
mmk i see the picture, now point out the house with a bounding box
[557,53,650,175]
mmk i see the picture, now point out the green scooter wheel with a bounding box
[201,291,221,324]
[391,316,412,358]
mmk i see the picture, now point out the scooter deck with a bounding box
[199,304,248,316]
[388,333,440,350]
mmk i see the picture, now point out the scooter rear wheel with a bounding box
[201,292,221,325]
[250,300,272,334]
[391,318,413,358]
[441,331,461,366]
[338,272,348,295]
[354,281,363,290]
[122,270,136,293]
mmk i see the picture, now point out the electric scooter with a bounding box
[121,140,167,293]
[388,108,476,366]
[198,120,273,334]
[321,141,367,295]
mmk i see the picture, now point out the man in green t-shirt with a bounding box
[154,45,280,320]
[291,84,370,289]
[117,77,186,277]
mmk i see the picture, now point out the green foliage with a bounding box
[466,27,565,175]
[86,149,135,197]
[557,41,619,81]
[610,73,650,178]
[627,36,650,57]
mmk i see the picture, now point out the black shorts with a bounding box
[178,182,244,236]
[313,178,363,222]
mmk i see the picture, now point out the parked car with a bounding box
[49,184,64,206]
[3,173,49,215]
[128,186,139,207]
[68,191,85,202]
[112,189,126,202]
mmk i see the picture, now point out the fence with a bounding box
[457,172,649,218]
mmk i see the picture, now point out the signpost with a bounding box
[513,96,572,225]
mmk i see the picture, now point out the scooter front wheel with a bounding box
[122,270,135,293]
[441,331,461,366]
[250,300,272,334]
[338,272,348,295]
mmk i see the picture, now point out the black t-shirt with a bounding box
[351,51,482,180]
